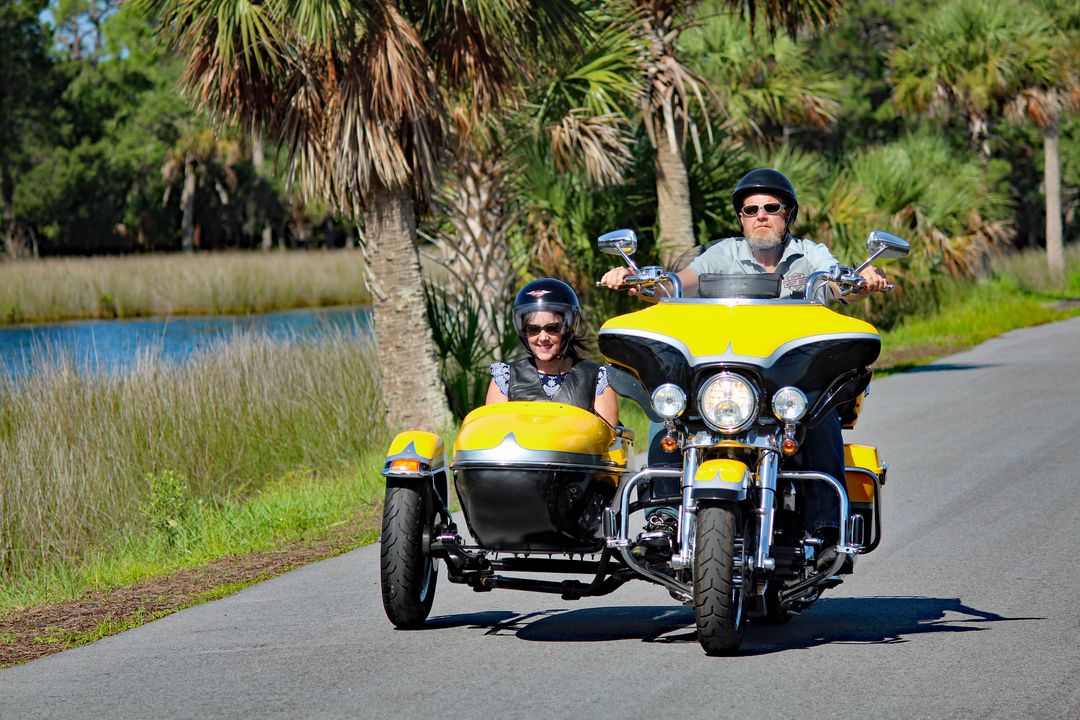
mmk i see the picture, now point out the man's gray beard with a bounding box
[746,228,785,251]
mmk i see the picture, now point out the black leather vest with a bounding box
[507,358,600,412]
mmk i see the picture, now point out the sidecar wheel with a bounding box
[380,484,437,628]
[694,503,747,655]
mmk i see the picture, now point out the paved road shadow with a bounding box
[424,596,1039,654]
[892,362,994,374]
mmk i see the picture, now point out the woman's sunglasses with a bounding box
[526,322,564,336]
[739,203,787,217]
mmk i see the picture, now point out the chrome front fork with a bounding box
[755,451,779,571]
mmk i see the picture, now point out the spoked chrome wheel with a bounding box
[693,502,750,655]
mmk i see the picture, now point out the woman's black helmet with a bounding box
[512,278,580,357]
[732,168,799,227]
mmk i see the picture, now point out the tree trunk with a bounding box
[181,156,196,253]
[1044,121,1064,281]
[655,136,696,266]
[363,183,454,433]
[437,146,519,352]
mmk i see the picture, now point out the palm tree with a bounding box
[426,8,639,354]
[142,0,581,431]
[633,0,842,264]
[687,10,840,149]
[890,0,1077,277]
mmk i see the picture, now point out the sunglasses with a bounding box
[526,322,564,336]
[739,203,787,217]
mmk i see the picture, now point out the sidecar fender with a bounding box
[692,459,751,501]
[382,431,448,479]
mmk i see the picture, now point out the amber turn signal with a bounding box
[390,458,422,472]
[781,438,799,456]
[660,434,678,453]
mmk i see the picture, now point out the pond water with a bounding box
[0,306,372,376]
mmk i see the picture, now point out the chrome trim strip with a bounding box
[453,433,616,468]
[598,327,879,369]
[452,461,627,474]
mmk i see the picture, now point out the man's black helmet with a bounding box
[512,278,580,356]
[732,168,799,227]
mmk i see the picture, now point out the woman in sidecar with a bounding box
[379,279,634,629]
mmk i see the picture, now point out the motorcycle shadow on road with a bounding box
[423,596,1040,654]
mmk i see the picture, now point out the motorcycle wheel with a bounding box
[380,483,438,628]
[694,502,747,655]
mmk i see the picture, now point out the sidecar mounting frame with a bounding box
[430,531,633,600]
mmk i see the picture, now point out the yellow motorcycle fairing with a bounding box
[453,401,625,475]
[600,302,878,365]
[599,300,881,425]
[451,401,627,553]
[382,430,447,477]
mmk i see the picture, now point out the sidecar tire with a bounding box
[380,484,437,628]
[694,503,747,655]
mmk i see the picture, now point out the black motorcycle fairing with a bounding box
[688,336,878,427]
[598,333,691,395]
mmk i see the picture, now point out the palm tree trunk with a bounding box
[364,182,454,433]
[655,137,696,266]
[1044,121,1064,280]
[181,157,196,254]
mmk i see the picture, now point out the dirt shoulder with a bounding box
[0,521,376,669]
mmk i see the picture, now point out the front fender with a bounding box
[383,430,447,478]
[691,459,751,502]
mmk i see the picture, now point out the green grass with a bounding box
[0,250,370,325]
[878,248,1080,371]
[0,330,391,611]
[1,463,384,612]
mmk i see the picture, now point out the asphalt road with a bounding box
[3,316,1080,719]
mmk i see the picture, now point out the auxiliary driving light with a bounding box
[771,386,808,422]
[651,383,687,419]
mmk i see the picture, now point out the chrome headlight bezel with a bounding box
[771,386,808,422]
[651,383,687,419]
[697,372,759,433]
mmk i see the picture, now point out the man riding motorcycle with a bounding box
[597,168,892,564]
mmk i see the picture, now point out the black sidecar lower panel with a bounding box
[455,467,617,553]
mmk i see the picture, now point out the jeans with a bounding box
[640,413,845,533]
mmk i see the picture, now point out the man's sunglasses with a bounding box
[739,203,787,217]
[526,322,564,336]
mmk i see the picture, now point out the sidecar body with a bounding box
[451,401,631,553]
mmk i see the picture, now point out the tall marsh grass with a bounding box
[0,250,370,325]
[0,329,389,602]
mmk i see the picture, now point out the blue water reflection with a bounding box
[0,306,372,376]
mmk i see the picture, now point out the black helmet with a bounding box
[512,278,581,357]
[732,168,799,227]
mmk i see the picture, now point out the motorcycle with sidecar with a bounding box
[378,229,909,654]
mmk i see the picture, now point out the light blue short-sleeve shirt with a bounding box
[687,236,839,298]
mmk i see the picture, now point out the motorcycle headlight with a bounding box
[771,386,808,422]
[697,373,758,432]
[651,383,686,419]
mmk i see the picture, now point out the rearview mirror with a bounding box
[866,230,910,260]
[597,229,638,257]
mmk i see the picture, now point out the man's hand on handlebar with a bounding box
[598,266,640,295]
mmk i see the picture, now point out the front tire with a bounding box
[694,503,748,655]
[380,484,437,628]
